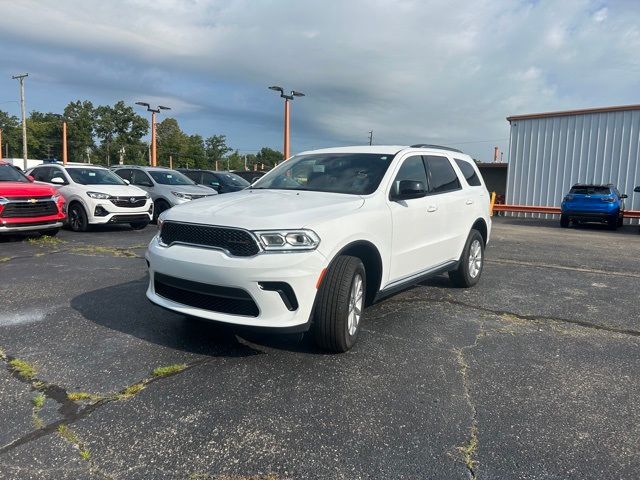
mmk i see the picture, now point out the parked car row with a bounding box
[0,161,264,235]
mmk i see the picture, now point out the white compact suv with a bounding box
[146,145,491,352]
[27,163,153,231]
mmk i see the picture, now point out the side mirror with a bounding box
[51,177,65,185]
[27,175,35,182]
[392,180,427,201]
[210,182,221,191]
[122,179,131,185]
[621,194,628,199]
[634,186,640,193]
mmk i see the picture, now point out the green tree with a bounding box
[26,111,63,160]
[183,134,207,169]
[63,100,95,163]
[94,105,116,165]
[255,147,283,169]
[205,135,231,169]
[0,110,21,158]
[156,118,186,168]
[94,101,149,165]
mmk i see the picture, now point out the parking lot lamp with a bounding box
[268,86,305,160]
[135,102,171,167]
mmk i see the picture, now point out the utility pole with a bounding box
[0,129,2,161]
[62,121,68,165]
[12,73,28,170]
[135,102,170,167]
[368,131,373,146]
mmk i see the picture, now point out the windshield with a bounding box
[251,153,394,195]
[68,168,126,185]
[149,170,195,185]
[569,186,611,195]
[218,173,250,187]
[0,164,29,183]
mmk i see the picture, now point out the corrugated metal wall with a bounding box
[506,108,640,224]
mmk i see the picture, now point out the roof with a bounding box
[297,145,470,156]
[507,104,640,122]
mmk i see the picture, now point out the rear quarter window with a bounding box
[454,159,482,187]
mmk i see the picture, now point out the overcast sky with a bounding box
[0,0,638,160]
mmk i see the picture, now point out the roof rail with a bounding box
[410,144,463,153]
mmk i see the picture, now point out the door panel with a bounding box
[388,155,445,283]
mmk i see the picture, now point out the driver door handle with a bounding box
[466,199,474,205]
[427,205,437,213]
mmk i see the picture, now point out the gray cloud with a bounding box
[0,0,639,158]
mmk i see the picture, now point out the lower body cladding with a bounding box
[91,203,153,225]
[145,235,327,330]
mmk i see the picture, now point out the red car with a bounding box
[0,161,66,236]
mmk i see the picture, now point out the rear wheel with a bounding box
[313,255,366,353]
[68,203,89,232]
[449,229,484,288]
[560,215,570,228]
[607,215,618,230]
[130,221,149,230]
[617,215,624,227]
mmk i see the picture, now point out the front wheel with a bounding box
[68,203,89,232]
[153,200,170,223]
[449,229,484,288]
[313,255,366,353]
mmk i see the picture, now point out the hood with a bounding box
[81,184,148,197]
[166,184,216,195]
[164,189,364,230]
[0,181,57,197]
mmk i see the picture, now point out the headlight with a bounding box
[254,229,320,251]
[0,196,8,205]
[86,191,111,199]
[172,191,192,200]
[144,192,151,199]
[52,193,63,202]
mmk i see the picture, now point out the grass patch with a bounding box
[458,423,479,474]
[69,245,137,258]
[67,391,103,403]
[79,448,91,461]
[57,424,91,462]
[32,393,45,409]
[152,363,187,378]
[117,382,146,399]
[27,235,64,246]
[0,256,10,262]
[9,358,37,380]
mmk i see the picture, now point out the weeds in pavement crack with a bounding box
[31,393,46,429]
[9,358,37,380]
[453,328,484,479]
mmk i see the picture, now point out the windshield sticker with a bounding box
[313,165,325,173]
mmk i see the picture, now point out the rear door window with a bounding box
[454,159,481,186]
[424,156,461,194]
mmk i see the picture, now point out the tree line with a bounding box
[0,100,283,171]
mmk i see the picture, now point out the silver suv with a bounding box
[111,166,216,220]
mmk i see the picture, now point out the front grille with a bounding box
[154,273,259,317]
[160,221,260,257]
[190,194,210,200]
[1,199,58,218]
[109,214,150,223]
[110,196,147,208]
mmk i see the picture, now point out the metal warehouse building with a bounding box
[506,104,640,223]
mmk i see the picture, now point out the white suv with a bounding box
[28,163,153,231]
[146,145,491,351]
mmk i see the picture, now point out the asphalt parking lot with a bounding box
[1,219,639,480]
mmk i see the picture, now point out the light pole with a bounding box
[135,102,170,167]
[268,86,304,160]
[12,73,28,170]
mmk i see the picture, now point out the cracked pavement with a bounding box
[1,219,639,479]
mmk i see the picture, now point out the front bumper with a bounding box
[0,220,63,233]
[88,200,153,224]
[145,235,327,329]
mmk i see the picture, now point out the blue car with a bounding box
[561,183,627,229]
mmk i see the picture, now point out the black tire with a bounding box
[39,228,59,237]
[153,200,170,223]
[560,215,570,228]
[68,203,89,232]
[130,221,149,230]
[449,229,484,288]
[607,215,618,230]
[617,215,624,227]
[313,255,366,353]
